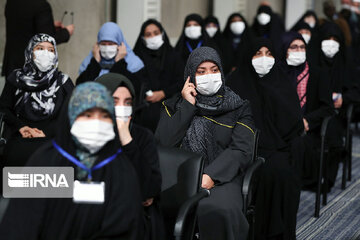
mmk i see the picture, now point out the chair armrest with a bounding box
[242,157,265,213]
[321,116,333,138]
[242,157,265,196]
[0,112,6,146]
[174,189,210,239]
[346,104,354,125]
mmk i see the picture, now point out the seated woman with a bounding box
[0,33,74,167]
[0,82,143,240]
[227,38,304,240]
[278,32,334,189]
[156,46,254,240]
[222,13,254,73]
[133,19,184,132]
[96,73,164,239]
[317,22,360,188]
[175,14,215,65]
[76,22,144,90]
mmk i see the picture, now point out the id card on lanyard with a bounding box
[52,140,122,204]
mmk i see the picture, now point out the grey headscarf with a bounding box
[181,46,244,165]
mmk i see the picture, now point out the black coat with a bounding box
[124,123,162,201]
[302,66,334,131]
[1,0,70,77]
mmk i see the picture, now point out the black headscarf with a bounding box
[134,19,172,72]
[291,11,321,64]
[96,72,136,97]
[318,22,346,92]
[7,33,70,121]
[175,14,213,63]
[291,10,319,31]
[226,38,303,153]
[278,32,307,85]
[252,5,285,51]
[204,15,223,45]
[181,46,246,163]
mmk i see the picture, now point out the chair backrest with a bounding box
[157,145,204,238]
[158,145,203,211]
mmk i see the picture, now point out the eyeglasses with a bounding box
[289,44,306,50]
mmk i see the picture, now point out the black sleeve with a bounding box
[204,102,255,184]
[304,72,334,130]
[34,2,70,44]
[0,82,26,131]
[162,53,184,98]
[155,98,197,147]
[123,127,162,200]
[76,58,102,85]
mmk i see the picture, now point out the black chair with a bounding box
[314,115,333,217]
[158,129,264,240]
[157,145,209,240]
[0,112,6,157]
[242,130,265,240]
[343,104,354,187]
[314,104,355,217]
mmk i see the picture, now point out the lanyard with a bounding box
[52,140,122,180]
[186,40,203,53]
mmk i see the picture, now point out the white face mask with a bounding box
[342,4,352,10]
[33,50,55,72]
[70,119,115,154]
[230,21,246,35]
[145,34,164,50]
[115,106,132,122]
[206,27,218,38]
[252,56,275,77]
[301,33,311,44]
[321,39,340,58]
[185,26,202,40]
[308,21,316,28]
[99,45,118,60]
[286,51,306,66]
[195,73,222,96]
[257,13,271,25]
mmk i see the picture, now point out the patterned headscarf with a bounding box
[68,82,115,126]
[7,33,69,121]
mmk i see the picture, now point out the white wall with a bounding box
[116,0,145,48]
[285,0,307,30]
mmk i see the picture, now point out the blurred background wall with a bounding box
[0,0,343,83]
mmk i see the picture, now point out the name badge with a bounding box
[73,180,105,204]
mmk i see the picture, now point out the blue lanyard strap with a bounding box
[185,40,203,53]
[52,140,122,180]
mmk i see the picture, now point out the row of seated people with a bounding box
[1,9,360,240]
